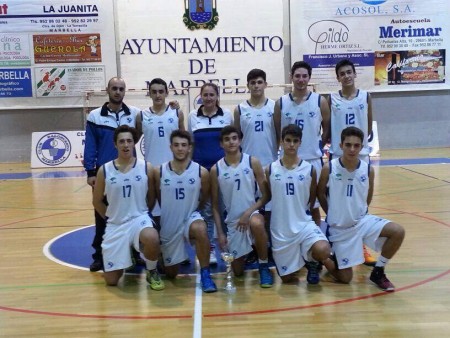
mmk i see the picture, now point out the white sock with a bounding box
[145,259,157,271]
[259,259,268,264]
[375,255,389,268]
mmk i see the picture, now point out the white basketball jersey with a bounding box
[141,107,179,165]
[330,90,370,156]
[238,99,277,167]
[104,158,149,225]
[269,159,313,244]
[159,161,202,241]
[326,158,370,228]
[216,153,257,225]
[279,92,323,160]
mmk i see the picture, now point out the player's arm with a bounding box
[320,95,331,145]
[146,162,156,211]
[309,167,318,213]
[210,164,227,250]
[177,109,186,131]
[135,111,143,141]
[153,166,161,206]
[367,93,373,138]
[317,163,330,214]
[264,165,272,194]
[237,158,270,231]
[92,166,107,218]
[273,99,282,148]
[367,165,375,206]
[199,166,210,210]
[233,106,242,136]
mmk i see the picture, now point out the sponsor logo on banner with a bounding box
[183,0,218,30]
[36,133,71,166]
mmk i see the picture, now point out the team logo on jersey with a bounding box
[223,173,230,180]
[360,175,367,182]
[359,104,364,110]
[107,261,114,268]
[36,133,71,166]
[183,0,219,30]
[163,178,171,185]
[168,118,174,123]
[109,177,117,184]
[126,117,132,123]
[297,174,305,181]
[274,174,282,181]
[341,258,349,265]
[243,168,250,175]
[166,257,172,264]
[308,111,316,118]
[135,175,142,181]
[281,266,288,271]
[189,178,196,184]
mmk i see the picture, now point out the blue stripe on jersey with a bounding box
[317,94,321,107]
[279,96,283,110]
[248,155,252,169]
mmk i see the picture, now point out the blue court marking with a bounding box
[371,157,450,166]
[48,225,248,274]
[2,158,449,181]
[0,171,85,180]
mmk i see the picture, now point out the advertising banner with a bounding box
[290,0,449,93]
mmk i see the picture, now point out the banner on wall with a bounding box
[31,130,145,169]
[117,0,286,108]
[290,0,449,93]
[0,0,116,109]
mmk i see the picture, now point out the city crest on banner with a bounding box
[183,0,218,30]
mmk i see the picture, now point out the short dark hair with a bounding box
[114,125,139,144]
[341,126,364,143]
[335,59,356,76]
[247,68,266,83]
[220,125,241,141]
[170,129,192,145]
[281,124,302,141]
[291,61,312,77]
[148,78,168,93]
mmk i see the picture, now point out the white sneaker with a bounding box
[209,248,218,265]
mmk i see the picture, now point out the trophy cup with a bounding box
[221,252,236,294]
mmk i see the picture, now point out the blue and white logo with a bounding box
[361,0,387,5]
[36,133,71,166]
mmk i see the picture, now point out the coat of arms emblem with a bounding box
[183,0,219,30]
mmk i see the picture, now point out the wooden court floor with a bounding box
[0,148,449,338]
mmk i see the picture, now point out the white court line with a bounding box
[43,225,93,271]
[192,262,203,338]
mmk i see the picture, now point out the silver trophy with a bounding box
[221,252,236,293]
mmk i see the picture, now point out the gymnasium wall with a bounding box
[0,0,449,163]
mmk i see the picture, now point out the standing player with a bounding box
[329,59,375,265]
[267,124,331,284]
[84,77,142,272]
[210,126,273,288]
[136,78,184,227]
[155,130,217,293]
[234,69,278,168]
[92,125,164,290]
[317,127,405,292]
[273,61,330,226]
[188,83,233,264]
